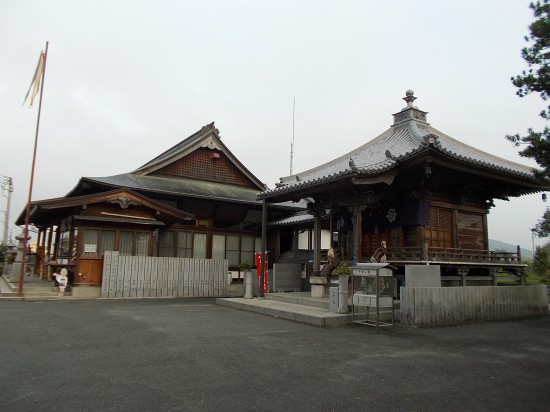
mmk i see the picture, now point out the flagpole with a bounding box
[19,41,49,294]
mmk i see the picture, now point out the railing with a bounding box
[382,247,521,264]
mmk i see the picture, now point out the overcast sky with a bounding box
[0,0,547,253]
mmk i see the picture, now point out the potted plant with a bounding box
[331,263,351,277]
[331,263,351,314]
[240,260,254,299]
[239,260,252,272]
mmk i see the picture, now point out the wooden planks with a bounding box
[101,252,228,299]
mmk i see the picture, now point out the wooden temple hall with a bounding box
[17,91,548,292]
[260,90,548,286]
[17,123,302,287]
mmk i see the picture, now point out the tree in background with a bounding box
[507,1,550,237]
[533,208,550,236]
[532,244,550,281]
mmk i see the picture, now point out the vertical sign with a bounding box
[255,252,269,293]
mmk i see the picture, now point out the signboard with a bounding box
[255,252,269,293]
[84,244,97,254]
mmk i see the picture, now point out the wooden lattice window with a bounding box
[425,208,453,248]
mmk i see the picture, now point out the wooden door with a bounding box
[457,212,485,250]
[425,207,453,248]
[76,258,104,285]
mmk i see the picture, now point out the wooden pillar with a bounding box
[422,239,429,261]
[53,225,61,261]
[353,205,362,264]
[313,213,322,275]
[259,199,267,297]
[46,227,53,260]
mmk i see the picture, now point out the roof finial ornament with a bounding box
[403,89,417,108]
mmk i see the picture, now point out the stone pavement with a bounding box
[0,298,549,411]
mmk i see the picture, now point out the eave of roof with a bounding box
[16,188,195,226]
[259,93,548,201]
[83,174,262,204]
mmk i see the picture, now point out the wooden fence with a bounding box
[400,285,548,326]
[100,251,228,299]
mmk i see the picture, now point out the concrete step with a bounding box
[0,275,71,299]
[216,297,352,327]
[264,292,330,309]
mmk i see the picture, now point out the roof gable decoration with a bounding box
[391,89,430,128]
[107,195,140,209]
[132,122,266,191]
[134,122,222,175]
[17,189,195,226]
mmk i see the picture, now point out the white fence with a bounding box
[101,251,228,299]
[400,285,548,326]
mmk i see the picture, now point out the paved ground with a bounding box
[0,298,549,411]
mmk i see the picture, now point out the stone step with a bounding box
[216,297,352,327]
[264,292,329,309]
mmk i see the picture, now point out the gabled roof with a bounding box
[16,189,195,227]
[133,122,265,191]
[65,122,278,207]
[260,90,547,200]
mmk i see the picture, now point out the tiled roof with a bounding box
[82,174,262,205]
[267,211,316,227]
[261,91,540,199]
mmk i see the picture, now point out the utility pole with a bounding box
[1,176,13,245]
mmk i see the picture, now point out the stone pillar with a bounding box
[338,275,349,313]
[8,231,30,283]
[458,268,468,287]
[489,268,498,286]
[244,270,253,299]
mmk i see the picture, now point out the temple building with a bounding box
[17,122,301,287]
[16,92,548,293]
[259,91,548,286]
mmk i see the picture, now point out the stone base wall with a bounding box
[400,285,548,326]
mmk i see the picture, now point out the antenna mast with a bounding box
[290,98,295,175]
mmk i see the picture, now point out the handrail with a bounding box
[381,247,521,264]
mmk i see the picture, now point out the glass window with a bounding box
[226,235,240,266]
[212,234,226,260]
[120,231,134,255]
[193,233,207,259]
[135,232,150,256]
[83,229,99,256]
[177,231,193,258]
[159,230,174,257]
[100,230,116,255]
[240,236,255,267]
[59,231,70,258]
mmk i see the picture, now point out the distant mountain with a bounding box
[489,239,533,260]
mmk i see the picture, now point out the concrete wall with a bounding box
[400,285,548,326]
[405,265,441,287]
[101,251,228,298]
